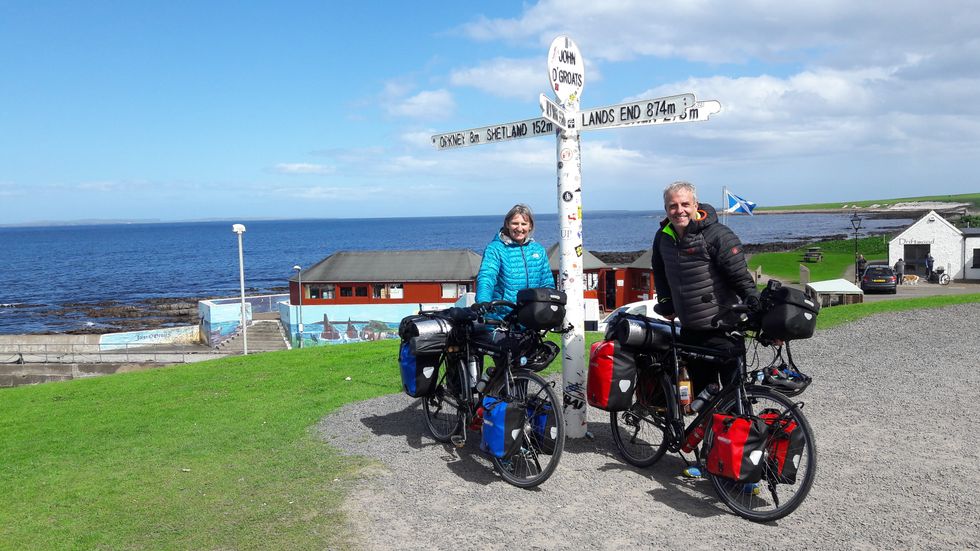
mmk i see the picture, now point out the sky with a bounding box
[1,1,978,225]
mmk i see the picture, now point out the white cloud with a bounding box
[273,163,335,175]
[449,58,541,100]
[386,89,456,119]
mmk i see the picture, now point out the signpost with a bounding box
[431,36,721,438]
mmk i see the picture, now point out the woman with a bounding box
[476,204,555,306]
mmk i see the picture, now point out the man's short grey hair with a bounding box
[504,204,535,234]
[663,181,698,207]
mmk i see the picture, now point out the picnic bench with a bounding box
[802,247,823,263]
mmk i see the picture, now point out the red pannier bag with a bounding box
[587,340,636,411]
[760,409,806,484]
[705,413,769,483]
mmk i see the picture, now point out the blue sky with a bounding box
[1,1,978,224]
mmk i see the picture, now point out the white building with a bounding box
[888,210,980,281]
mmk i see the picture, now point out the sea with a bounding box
[0,211,911,334]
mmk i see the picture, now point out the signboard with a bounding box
[539,93,571,131]
[548,36,585,106]
[431,118,557,150]
[574,93,697,131]
[605,100,723,130]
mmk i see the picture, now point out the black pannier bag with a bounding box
[515,288,567,330]
[759,284,820,341]
[613,314,673,351]
[397,314,452,398]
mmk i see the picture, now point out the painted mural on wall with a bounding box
[99,325,200,350]
[199,294,288,346]
[279,301,460,348]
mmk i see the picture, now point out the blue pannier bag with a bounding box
[527,396,558,455]
[399,341,439,398]
[480,395,526,458]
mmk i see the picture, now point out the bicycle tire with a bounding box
[706,385,817,522]
[939,274,950,285]
[422,355,465,443]
[487,369,565,489]
[609,369,672,468]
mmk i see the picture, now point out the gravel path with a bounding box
[317,304,980,550]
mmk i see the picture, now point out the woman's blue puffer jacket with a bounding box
[476,230,555,304]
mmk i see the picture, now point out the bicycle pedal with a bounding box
[450,435,466,448]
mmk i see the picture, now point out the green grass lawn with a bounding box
[755,192,980,211]
[748,235,890,282]
[5,299,980,549]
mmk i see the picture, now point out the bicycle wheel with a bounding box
[422,355,465,443]
[939,273,950,285]
[706,385,817,522]
[609,369,672,467]
[487,369,565,488]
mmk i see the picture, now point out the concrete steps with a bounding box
[218,320,290,354]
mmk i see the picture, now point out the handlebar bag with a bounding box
[614,314,673,351]
[526,395,559,455]
[587,340,637,411]
[398,341,440,398]
[515,288,567,330]
[481,396,526,458]
[760,286,820,340]
[705,413,769,483]
[759,409,806,484]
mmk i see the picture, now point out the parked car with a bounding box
[596,297,673,333]
[861,265,898,294]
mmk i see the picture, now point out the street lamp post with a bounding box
[850,212,863,284]
[293,265,303,349]
[232,224,248,355]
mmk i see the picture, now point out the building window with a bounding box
[340,286,353,297]
[308,284,335,299]
[389,284,404,299]
[636,272,651,291]
[442,283,458,299]
[355,286,368,297]
[372,284,386,299]
[973,248,980,268]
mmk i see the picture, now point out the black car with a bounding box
[861,266,898,294]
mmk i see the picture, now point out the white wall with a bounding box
[889,211,964,279]
[965,237,980,280]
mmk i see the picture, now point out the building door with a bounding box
[604,271,617,310]
[903,244,930,275]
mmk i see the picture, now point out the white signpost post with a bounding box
[432,36,721,438]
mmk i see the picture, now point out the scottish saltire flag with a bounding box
[725,190,757,215]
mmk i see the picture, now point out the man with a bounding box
[894,258,906,284]
[650,181,760,481]
[651,181,759,390]
[925,253,935,278]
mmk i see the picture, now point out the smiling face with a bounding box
[665,188,698,236]
[506,213,531,243]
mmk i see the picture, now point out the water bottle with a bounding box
[475,365,494,393]
[687,383,720,414]
[678,367,692,411]
[681,422,706,453]
[467,357,479,388]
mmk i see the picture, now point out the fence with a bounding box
[0,342,226,364]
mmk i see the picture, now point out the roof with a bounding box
[961,228,980,237]
[546,243,609,271]
[806,278,863,294]
[627,249,653,269]
[293,250,482,283]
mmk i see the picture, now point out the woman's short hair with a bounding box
[504,204,535,233]
[663,181,698,207]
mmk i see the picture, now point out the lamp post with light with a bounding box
[293,265,303,348]
[850,212,863,284]
[232,224,248,355]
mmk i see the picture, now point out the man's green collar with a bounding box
[661,224,678,241]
